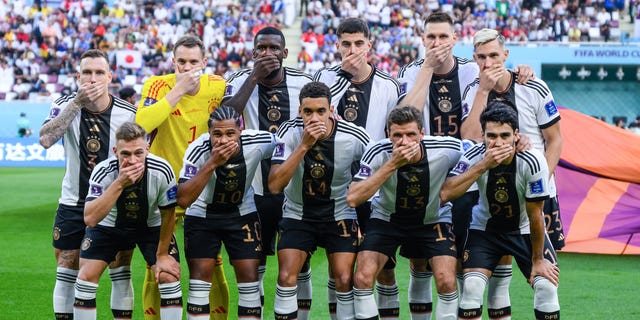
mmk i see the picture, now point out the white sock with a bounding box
[238,281,261,319]
[376,283,399,319]
[328,278,337,320]
[436,291,459,320]
[336,290,355,320]
[274,284,298,319]
[459,272,488,319]
[354,287,378,319]
[297,268,312,320]
[533,276,560,319]
[187,279,211,320]
[159,281,183,320]
[408,269,432,320]
[54,267,78,317]
[109,266,133,319]
[488,264,512,319]
[74,279,98,320]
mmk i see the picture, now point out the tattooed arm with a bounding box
[39,83,97,148]
[39,99,82,149]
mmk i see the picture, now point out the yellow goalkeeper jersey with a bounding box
[136,73,226,177]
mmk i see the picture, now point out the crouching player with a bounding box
[440,103,560,319]
[74,122,182,319]
[176,106,277,319]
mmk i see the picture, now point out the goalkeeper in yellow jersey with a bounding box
[136,35,229,320]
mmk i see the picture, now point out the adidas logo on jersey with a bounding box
[269,95,280,102]
[171,109,182,116]
[144,307,157,315]
[438,86,449,94]
[212,305,228,314]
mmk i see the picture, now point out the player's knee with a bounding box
[333,270,354,291]
[353,269,375,289]
[533,276,559,312]
[460,272,487,309]
[277,270,299,287]
[376,268,396,285]
[433,270,457,294]
[157,271,180,284]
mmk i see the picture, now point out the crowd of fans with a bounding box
[298,0,636,75]
[0,0,636,100]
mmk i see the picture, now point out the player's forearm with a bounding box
[176,165,216,208]
[224,78,258,114]
[39,101,82,148]
[526,201,546,261]
[440,164,487,203]
[84,183,125,227]
[399,67,433,110]
[346,163,396,207]
[268,146,309,194]
[135,97,174,132]
[460,89,489,141]
[543,127,563,177]
[156,208,176,258]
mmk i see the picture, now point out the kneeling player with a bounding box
[177,106,277,319]
[440,103,560,319]
[74,122,182,320]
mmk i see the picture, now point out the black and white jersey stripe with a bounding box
[355,135,463,225]
[44,94,136,207]
[86,153,177,227]
[179,130,277,218]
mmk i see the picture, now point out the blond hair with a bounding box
[473,28,505,49]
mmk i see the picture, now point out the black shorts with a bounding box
[52,204,86,250]
[184,213,263,260]
[80,225,180,265]
[362,219,457,260]
[544,196,565,250]
[451,191,480,257]
[462,229,558,278]
[255,193,284,256]
[277,218,359,255]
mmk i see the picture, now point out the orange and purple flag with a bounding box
[556,108,640,255]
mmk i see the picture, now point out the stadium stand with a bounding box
[0,0,637,127]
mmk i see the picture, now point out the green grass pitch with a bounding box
[1,167,639,319]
